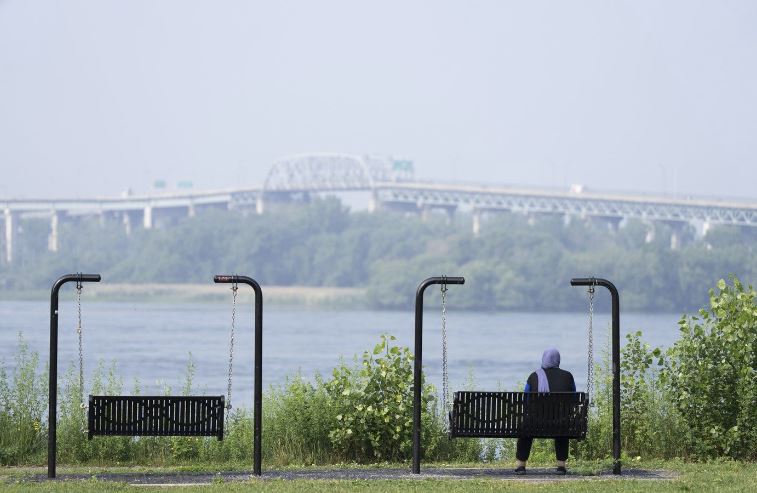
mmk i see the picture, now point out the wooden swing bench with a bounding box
[87,395,226,440]
[449,391,588,439]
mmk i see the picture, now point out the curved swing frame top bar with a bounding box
[214,275,263,477]
[412,276,465,474]
[571,277,621,475]
[49,273,101,479]
[411,276,621,476]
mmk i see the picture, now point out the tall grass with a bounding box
[0,333,480,467]
[574,333,688,461]
[0,334,47,465]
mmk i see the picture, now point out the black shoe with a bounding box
[556,466,567,475]
[515,466,526,475]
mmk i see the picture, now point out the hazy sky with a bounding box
[1,1,756,199]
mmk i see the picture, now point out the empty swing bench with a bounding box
[88,395,226,440]
[47,273,266,479]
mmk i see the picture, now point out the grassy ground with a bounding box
[1,460,755,492]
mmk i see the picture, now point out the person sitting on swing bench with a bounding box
[515,347,576,476]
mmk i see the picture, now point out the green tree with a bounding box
[664,277,757,459]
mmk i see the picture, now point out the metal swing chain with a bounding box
[226,281,238,410]
[587,284,595,405]
[75,279,85,409]
[440,281,450,430]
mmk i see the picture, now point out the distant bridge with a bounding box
[2,153,756,263]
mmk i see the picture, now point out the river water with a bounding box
[0,299,682,408]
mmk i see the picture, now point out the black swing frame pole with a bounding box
[48,273,101,479]
[214,275,263,476]
[412,276,465,474]
[571,277,621,475]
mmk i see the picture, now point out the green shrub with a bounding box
[664,277,757,459]
[575,332,686,461]
[257,335,479,465]
[618,331,686,458]
[325,334,430,462]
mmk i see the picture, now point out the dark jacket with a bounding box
[524,368,576,393]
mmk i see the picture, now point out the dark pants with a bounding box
[516,437,569,462]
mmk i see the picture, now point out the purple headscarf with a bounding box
[536,348,560,392]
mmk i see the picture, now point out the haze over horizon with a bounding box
[1,1,756,200]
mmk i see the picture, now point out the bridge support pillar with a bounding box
[256,195,265,215]
[4,209,17,264]
[98,209,107,227]
[666,222,689,250]
[143,205,153,229]
[368,190,379,213]
[645,226,655,244]
[599,216,624,232]
[187,201,196,218]
[670,230,680,250]
[48,211,60,253]
[472,209,482,236]
[696,221,711,238]
[444,206,455,224]
[420,206,430,222]
[123,212,134,236]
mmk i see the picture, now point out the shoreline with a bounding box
[0,283,368,307]
[0,284,691,315]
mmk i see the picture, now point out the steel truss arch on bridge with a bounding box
[262,153,411,193]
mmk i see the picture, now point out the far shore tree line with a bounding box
[0,198,755,312]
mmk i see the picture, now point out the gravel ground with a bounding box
[25,467,677,485]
